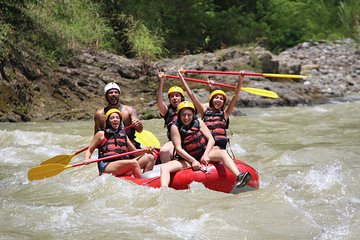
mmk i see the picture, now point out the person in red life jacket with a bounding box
[156,70,185,163]
[178,69,244,150]
[84,109,155,177]
[160,101,251,188]
[94,82,143,149]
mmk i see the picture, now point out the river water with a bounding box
[1,100,359,240]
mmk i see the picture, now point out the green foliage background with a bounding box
[0,0,359,65]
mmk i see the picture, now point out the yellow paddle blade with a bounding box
[28,164,72,181]
[263,73,307,79]
[135,130,161,148]
[241,87,279,99]
[40,146,88,166]
[40,153,74,166]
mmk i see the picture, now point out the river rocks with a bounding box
[155,39,359,110]
[277,39,359,98]
[0,39,359,122]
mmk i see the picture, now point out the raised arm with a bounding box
[156,70,168,117]
[178,69,206,115]
[224,73,244,119]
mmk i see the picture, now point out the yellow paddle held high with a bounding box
[183,69,307,79]
[165,75,279,99]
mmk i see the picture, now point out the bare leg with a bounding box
[159,141,175,163]
[160,160,190,187]
[104,159,142,178]
[137,153,155,172]
[209,149,240,176]
[212,146,221,150]
[209,149,251,188]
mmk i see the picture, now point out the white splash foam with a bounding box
[305,162,342,191]
[1,129,85,147]
[260,112,271,117]
[312,106,329,113]
[169,213,211,239]
[231,143,246,155]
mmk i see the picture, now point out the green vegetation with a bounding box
[118,14,167,63]
[25,0,115,62]
[26,0,114,49]
[339,0,360,42]
[0,0,359,68]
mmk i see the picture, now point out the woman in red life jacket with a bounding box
[160,101,250,188]
[157,70,185,163]
[178,69,244,150]
[83,109,155,177]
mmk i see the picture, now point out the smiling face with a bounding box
[107,112,122,130]
[105,89,120,106]
[179,108,194,126]
[168,92,183,107]
[211,94,225,110]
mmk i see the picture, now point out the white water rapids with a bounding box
[1,100,359,239]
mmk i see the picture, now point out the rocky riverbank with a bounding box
[0,39,359,122]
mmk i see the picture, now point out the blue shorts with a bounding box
[97,161,110,175]
[97,155,131,175]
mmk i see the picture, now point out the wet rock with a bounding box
[0,39,359,122]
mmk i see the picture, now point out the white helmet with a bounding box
[104,82,121,95]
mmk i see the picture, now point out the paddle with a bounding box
[39,125,160,166]
[40,146,88,166]
[165,74,279,99]
[28,148,151,181]
[183,69,307,79]
[135,130,161,148]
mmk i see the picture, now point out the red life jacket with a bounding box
[203,107,229,149]
[98,128,129,159]
[103,106,140,149]
[175,118,207,160]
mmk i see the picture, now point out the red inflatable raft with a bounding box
[118,159,259,194]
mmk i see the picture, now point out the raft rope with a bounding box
[227,127,236,160]
[142,176,161,186]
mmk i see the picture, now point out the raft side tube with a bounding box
[141,164,162,178]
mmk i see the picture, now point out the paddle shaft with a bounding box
[74,146,89,155]
[71,148,149,167]
[39,124,135,166]
[28,148,151,181]
[183,69,306,79]
[165,74,279,99]
[72,124,133,155]
[72,124,153,161]
[166,74,237,89]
